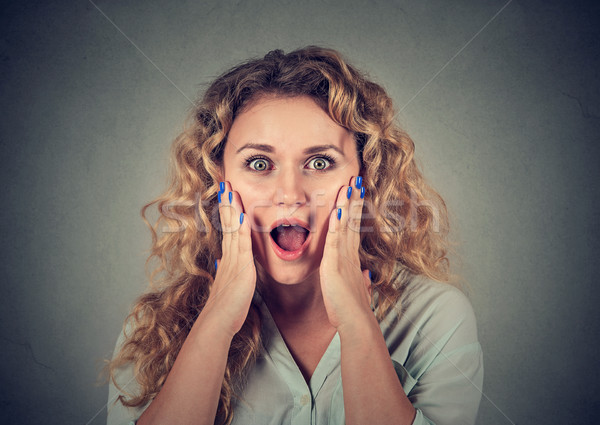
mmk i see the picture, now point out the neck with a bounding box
[257,269,328,324]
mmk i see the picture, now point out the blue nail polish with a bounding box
[215,259,218,271]
[240,213,244,224]
[219,181,225,193]
[347,187,352,199]
[369,270,372,281]
[360,186,365,199]
[355,176,362,189]
[228,191,233,204]
[337,208,342,220]
[218,191,222,203]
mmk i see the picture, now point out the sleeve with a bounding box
[387,284,484,425]
[106,328,150,425]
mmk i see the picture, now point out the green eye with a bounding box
[309,157,331,170]
[249,158,269,171]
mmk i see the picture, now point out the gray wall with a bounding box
[1,0,598,424]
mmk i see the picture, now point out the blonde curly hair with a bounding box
[107,46,450,425]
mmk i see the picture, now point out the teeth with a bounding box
[275,223,307,230]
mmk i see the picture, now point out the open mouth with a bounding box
[270,224,310,252]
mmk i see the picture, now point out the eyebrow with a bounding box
[235,143,345,156]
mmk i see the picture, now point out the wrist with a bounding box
[192,308,237,346]
[337,309,380,344]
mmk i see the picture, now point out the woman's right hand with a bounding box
[201,181,256,339]
[136,181,254,425]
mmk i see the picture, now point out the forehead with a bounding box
[225,95,355,155]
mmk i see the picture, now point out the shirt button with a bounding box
[300,394,310,406]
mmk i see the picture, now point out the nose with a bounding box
[272,167,307,208]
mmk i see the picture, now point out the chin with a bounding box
[270,270,310,285]
[254,251,321,286]
[262,261,318,285]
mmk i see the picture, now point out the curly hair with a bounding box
[107,46,450,425]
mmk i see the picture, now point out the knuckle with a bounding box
[327,237,339,249]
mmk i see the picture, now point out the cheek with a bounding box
[311,190,339,229]
[233,182,263,209]
[236,188,271,234]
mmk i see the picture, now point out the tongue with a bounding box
[275,226,308,252]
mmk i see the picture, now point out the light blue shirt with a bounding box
[107,276,483,424]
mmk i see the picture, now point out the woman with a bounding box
[107,46,483,425]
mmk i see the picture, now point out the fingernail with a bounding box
[360,186,365,199]
[346,187,352,199]
[240,213,244,224]
[355,176,362,189]
[219,181,225,193]
[369,270,372,281]
[228,191,233,204]
[214,259,218,271]
[218,191,222,203]
[337,208,342,220]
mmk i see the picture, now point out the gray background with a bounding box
[1,0,598,424]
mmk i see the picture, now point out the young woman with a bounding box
[107,46,483,425]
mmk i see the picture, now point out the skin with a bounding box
[138,95,416,425]
[221,95,364,320]
[223,95,359,283]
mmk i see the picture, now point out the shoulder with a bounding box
[379,275,481,366]
[402,276,477,335]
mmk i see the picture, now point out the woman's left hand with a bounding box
[320,175,373,331]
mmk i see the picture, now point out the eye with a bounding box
[249,158,269,171]
[247,157,271,172]
[307,156,334,171]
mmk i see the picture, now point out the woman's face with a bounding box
[221,95,361,285]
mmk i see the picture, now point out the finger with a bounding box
[238,210,252,254]
[325,203,342,251]
[348,176,366,248]
[235,191,252,256]
[219,181,241,256]
[334,183,351,236]
[223,183,239,232]
[218,181,233,255]
[228,189,251,255]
